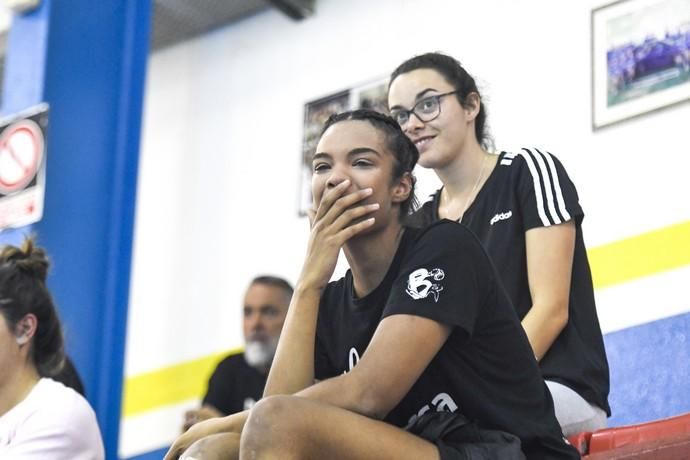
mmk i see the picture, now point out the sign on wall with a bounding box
[299,78,389,216]
[592,0,690,128]
[0,104,48,230]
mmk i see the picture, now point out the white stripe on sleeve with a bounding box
[531,148,562,225]
[518,148,551,226]
[540,149,572,222]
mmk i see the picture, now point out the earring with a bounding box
[16,334,29,345]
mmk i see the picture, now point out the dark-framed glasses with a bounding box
[390,90,459,126]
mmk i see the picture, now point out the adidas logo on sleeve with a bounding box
[490,211,513,226]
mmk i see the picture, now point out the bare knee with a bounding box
[181,433,240,460]
[241,395,307,459]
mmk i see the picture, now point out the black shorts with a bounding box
[404,411,525,460]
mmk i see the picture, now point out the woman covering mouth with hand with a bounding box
[164,109,577,460]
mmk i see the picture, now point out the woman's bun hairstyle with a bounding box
[0,238,64,376]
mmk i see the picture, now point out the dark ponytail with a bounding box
[0,239,65,377]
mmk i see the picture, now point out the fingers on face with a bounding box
[315,179,351,217]
[336,217,376,243]
[317,183,375,226]
[331,203,379,233]
[307,209,316,228]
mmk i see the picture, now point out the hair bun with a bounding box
[0,238,50,282]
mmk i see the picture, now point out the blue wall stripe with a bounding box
[605,311,690,426]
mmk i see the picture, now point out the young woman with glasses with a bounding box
[165,109,579,460]
[0,239,104,459]
[387,52,610,436]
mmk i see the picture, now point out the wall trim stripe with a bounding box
[121,220,690,419]
[120,399,197,457]
[589,220,690,289]
[596,265,690,334]
[122,348,241,417]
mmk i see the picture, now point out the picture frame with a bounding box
[591,0,690,129]
[298,77,389,216]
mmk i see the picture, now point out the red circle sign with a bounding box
[0,119,44,195]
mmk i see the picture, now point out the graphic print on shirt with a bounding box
[408,392,459,424]
[342,344,460,428]
[345,347,360,373]
[405,267,445,302]
[243,397,257,410]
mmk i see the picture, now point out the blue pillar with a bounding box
[1,1,152,458]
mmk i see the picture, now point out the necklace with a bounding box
[443,153,489,222]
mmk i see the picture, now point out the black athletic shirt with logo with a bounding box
[315,221,579,459]
[202,352,266,415]
[407,148,610,416]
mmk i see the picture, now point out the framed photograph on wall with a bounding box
[592,0,690,129]
[298,77,389,216]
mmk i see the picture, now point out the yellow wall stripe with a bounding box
[121,220,690,418]
[122,348,241,418]
[588,220,690,289]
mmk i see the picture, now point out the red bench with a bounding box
[566,412,690,457]
[585,432,690,459]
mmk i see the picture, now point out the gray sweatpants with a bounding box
[546,380,608,436]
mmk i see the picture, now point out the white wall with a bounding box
[121,0,690,456]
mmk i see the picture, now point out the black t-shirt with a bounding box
[408,147,610,415]
[315,221,578,459]
[202,352,266,415]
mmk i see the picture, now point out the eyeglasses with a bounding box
[389,90,459,126]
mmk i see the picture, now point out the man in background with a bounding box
[183,275,292,430]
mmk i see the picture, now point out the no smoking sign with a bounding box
[0,104,48,230]
[0,119,44,194]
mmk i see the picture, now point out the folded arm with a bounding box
[297,313,451,419]
[165,312,449,460]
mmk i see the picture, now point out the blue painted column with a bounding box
[1,1,152,458]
